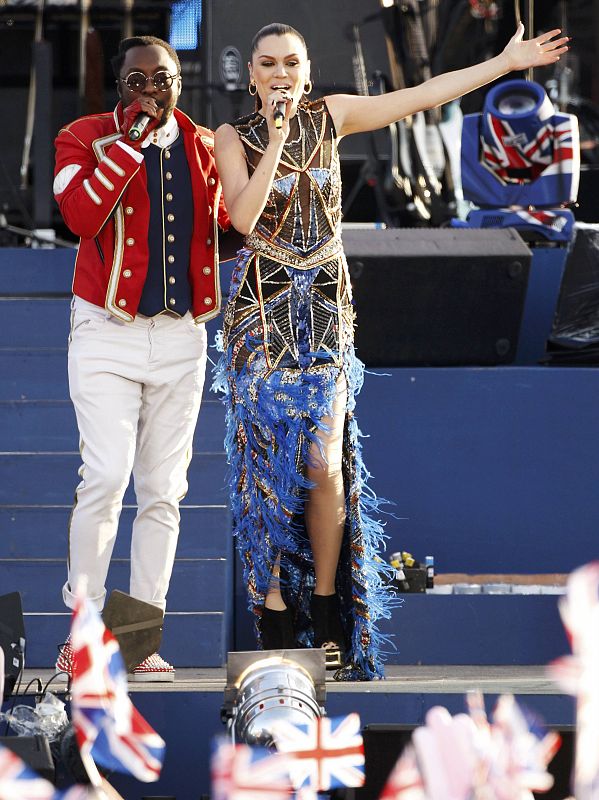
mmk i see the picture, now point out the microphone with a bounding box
[128,113,152,142]
[273,101,286,129]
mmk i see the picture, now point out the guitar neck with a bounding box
[351,24,369,96]
[401,1,443,123]
[402,0,433,82]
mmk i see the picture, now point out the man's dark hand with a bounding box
[121,99,163,147]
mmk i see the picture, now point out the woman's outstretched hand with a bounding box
[503,22,569,72]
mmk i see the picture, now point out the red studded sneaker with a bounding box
[130,653,175,682]
[56,637,74,679]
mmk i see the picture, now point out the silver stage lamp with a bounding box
[222,650,326,747]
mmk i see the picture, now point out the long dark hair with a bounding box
[249,23,309,111]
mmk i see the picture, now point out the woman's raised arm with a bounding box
[326,24,569,138]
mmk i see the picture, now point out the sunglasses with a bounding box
[120,70,180,92]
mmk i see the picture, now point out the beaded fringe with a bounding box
[213,332,398,680]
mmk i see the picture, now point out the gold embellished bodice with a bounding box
[235,98,343,264]
[225,99,353,373]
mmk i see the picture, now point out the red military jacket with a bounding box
[53,104,229,323]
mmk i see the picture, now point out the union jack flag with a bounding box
[481,114,575,186]
[464,691,559,800]
[412,706,478,800]
[489,694,560,798]
[270,712,364,797]
[380,697,557,800]
[513,209,568,232]
[0,742,92,800]
[70,591,165,784]
[210,737,292,800]
[56,791,91,800]
[379,745,426,800]
[548,561,599,800]
[0,743,56,800]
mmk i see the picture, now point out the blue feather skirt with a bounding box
[213,250,397,681]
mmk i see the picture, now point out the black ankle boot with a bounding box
[310,593,346,669]
[260,606,296,650]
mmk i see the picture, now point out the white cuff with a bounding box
[116,138,144,163]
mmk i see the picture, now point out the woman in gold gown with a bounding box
[213,21,568,680]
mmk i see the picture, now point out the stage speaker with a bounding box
[354,724,412,800]
[0,735,54,783]
[201,0,390,162]
[343,228,532,366]
[0,592,25,701]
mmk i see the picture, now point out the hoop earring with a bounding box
[248,81,257,96]
[304,80,313,95]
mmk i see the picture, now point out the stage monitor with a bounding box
[343,227,532,366]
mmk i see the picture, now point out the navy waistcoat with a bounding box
[138,132,193,317]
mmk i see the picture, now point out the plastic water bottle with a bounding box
[425,555,435,589]
[390,552,410,592]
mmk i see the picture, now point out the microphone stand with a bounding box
[79,0,92,114]
[0,214,78,249]
[526,0,535,83]
[121,0,134,39]
[20,0,45,190]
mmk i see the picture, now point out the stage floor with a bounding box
[21,664,563,695]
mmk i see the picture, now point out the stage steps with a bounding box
[0,253,231,669]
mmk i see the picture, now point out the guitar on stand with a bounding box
[370,67,427,224]
[341,22,399,227]
[386,0,455,225]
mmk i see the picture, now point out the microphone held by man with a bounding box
[121,97,162,146]
[128,113,152,141]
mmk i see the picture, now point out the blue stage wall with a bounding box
[358,366,599,575]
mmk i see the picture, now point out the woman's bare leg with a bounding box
[305,377,347,596]
[264,376,347,613]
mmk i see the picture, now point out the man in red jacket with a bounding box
[53,35,229,681]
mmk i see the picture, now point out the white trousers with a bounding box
[63,296,207,612]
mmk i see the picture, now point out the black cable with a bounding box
[42,672,72,700]
[19,677,43,700]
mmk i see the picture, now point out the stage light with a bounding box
[381,0,396,7]
[496,88,538,116]
[457,79,580,242]
[222,651,326,747]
